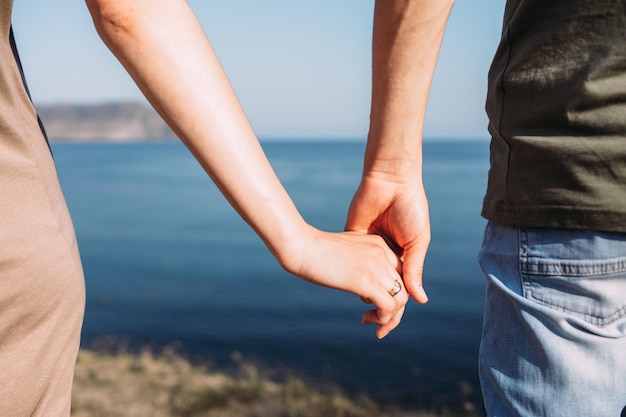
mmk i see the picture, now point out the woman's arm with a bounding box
[85,0,407,338]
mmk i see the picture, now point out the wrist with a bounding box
[363,132,423,183]
[363,159,423,185]
[265,217,316,274]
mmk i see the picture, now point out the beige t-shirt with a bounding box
[0,1,81,265]
[0,2,85,415]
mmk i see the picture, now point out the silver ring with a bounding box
[389,279,402,297]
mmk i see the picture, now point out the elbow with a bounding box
[439,0,455,13]
[439,0,455,22]
[85,0,140,45]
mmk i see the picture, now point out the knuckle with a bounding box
[377,300,396,321]
[397,290,410,305]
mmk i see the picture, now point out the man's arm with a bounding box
[84,0,408,338]
[346,0,454,303]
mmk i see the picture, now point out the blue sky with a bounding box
[11,1,506,139]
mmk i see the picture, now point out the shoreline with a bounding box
[72,347,484,417]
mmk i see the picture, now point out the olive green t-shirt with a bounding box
[481,0,626,232]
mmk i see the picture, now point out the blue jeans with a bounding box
[478,222,626,417]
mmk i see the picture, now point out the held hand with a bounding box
[345,174,431,304]
[278,226,409,339]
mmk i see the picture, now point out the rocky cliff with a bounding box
[36,102,176,142]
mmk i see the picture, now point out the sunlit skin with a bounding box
[84,0,420,339]
[347,0,454,304]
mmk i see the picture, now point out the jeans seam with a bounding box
[521,259,626,276]
[525,292,626,326]
[519,228,531,297]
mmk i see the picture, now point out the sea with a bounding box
[53,139,491,412]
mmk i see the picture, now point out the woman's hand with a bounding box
[278,225,408,339]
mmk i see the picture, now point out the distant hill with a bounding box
[36,101,176,142]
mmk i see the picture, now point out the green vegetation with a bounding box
[71,348,483,417]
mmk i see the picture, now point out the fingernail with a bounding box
[416,286,429,303]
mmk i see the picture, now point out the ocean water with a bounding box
[53,139,490,410]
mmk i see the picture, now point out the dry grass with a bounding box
[71,347,481,417]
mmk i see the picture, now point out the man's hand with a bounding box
[346,173,430,304]
[348,0,452,304]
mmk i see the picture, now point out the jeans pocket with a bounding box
[520,229,626,330]
[521,262,626,328]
